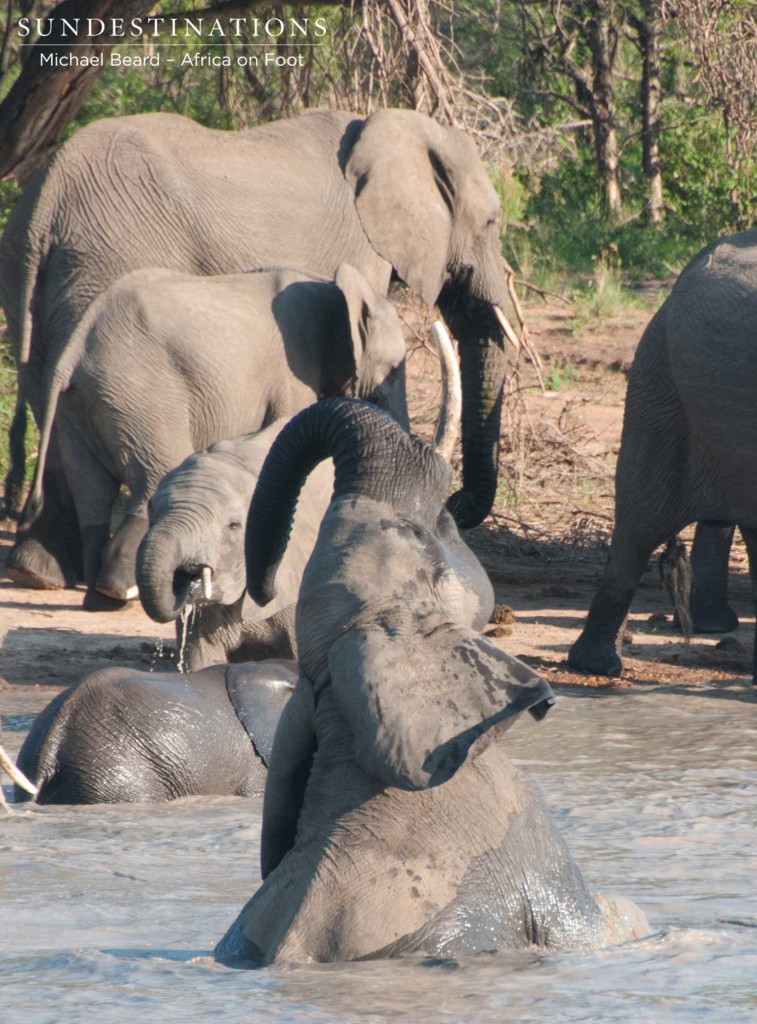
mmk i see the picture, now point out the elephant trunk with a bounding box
[438,291,507,530]
[246,398,452,607]
[137,520,214,624]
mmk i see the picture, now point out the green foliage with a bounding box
[543,358,578,392]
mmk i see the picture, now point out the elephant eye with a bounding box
[228,519,243,531]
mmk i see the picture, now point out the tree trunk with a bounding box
[0,0,156,182]
[586,1,622,221]
[636,0,664,223]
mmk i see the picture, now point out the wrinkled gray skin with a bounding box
[22,262,405,609]
[14,660,297,804]
[215,398,648,966]
[2,107,510,590]
[569,230,757,682]
[689,522,738,633]
[138,420,334,669]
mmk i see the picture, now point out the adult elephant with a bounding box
[568,230,757,683]
[13,661,297,804]
[215,399,648,965]
[21,263,405,608]
[1,107,511,589]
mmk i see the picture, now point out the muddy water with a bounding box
[2,684,755,1024]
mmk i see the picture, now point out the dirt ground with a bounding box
[1,294,755,705]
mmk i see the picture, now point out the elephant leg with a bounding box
[569,350,693,676]
[6,434,82,590]
[690,522,738,633]
[568,539,658,676]
[95,512,149,602]
[737,525,757,687]
[55,425,124,611]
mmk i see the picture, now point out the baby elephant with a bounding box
[14,661,296,804]
[215,399,648,966]
[137,419,334,671]
[19,262,407,609]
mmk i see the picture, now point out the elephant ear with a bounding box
[328,626,554,791]
[225,661,298,766]
[334,262,380,375]
[344,110,457,306]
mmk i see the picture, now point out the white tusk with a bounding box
[201,566,213,601]
[431,321,462,463]
[493,304,521,356]
[0,742,38,797]
[125,585,139,601]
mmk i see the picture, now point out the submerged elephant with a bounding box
[2,107,512,590]
[20,262,406,609]
[13,661,297,804]
[215,399,648,965]
[569,230,757,682]
[138,422,334,670]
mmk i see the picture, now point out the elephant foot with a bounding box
[5,536,76,590]
[83,587,129,612]
[95,514,148,604]
[95,581,140,602]
[567,634,623,677]
[691,602,739,634]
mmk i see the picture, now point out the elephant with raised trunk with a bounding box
[138,422,334,669]
[13,661,297,804]
[138,320,462,670]
[2,107,512,590]
[215,399,648,965]
[569,230,757,683]
[20,262,406,609]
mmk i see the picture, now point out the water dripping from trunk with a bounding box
[176,604,197,673]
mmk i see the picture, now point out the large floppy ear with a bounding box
[334,262,378,380]
[225,660,298,766]
[344,110,458,306]
[328,625,554,791]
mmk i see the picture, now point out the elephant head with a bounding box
[245,399,550,793]
[343,110,512,527]
[136,420,333,627]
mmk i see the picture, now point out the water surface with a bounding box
[2,683,755,1023]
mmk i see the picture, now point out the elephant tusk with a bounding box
[125,585,139,601]
[431,321,462,463]
[0,741,38,797]
[201,565,213,601]
[493,304,521,356]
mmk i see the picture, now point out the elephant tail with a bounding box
[19,305,92,529]
[659,535,693,641]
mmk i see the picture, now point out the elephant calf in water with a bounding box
[215,398,648,965]
[137,420,334,671]
[13,661,296,804]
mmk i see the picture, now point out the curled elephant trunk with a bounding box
[137,525,212,624]
[246,398,452,608]
[438,292,508,530]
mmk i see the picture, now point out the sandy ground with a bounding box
[1,295,755,706]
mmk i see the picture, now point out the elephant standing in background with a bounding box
[569,230,757,683]
[138,319,461,669]
[2,107,512,589]
[13,661,297,804]
[138,422,334,670]
[215,399,648,965]
[20,263,405,609]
